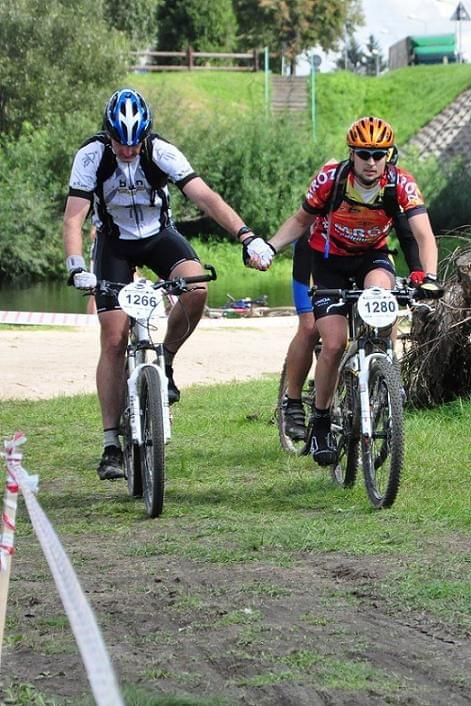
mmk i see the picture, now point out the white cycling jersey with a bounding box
[68,135,197,240]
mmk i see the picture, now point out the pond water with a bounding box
[0,276,294,314]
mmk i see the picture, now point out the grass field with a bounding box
[0,380,470,704]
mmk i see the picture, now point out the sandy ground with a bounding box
[2,316,298,400]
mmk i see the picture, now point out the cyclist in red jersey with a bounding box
[246,116,441,466]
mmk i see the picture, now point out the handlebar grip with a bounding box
[178,264,218,285]
[310,288,344,298]
[182,274,215,285]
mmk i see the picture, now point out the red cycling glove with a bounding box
[409,270,425,287]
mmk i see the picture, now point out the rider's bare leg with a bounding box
[314,314,348,410]
[285,312,319,399]
[97,309,129,432]
[163,260,208,355]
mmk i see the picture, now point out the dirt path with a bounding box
[2,316,297,401]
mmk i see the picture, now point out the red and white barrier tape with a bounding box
[1,434,124,705]
[0,311,98,326]
[1,308,168,326]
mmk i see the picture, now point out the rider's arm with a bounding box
[268,207,316,253]
[182,177,250,242]
[63,195,91,259]
[393,212,422,272]
[407,212,438,276]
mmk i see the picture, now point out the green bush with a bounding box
[0,114,98,283]
[170,112,329,235]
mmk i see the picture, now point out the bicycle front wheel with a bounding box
[277,357,313,455]
[139,365,165,518]
[362,358,404,509]
[330,369,359,488]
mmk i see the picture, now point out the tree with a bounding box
[0,0,128,136]
[103,0,159,49]
[336,34,365,72]
[233,0,364,72]
[156,0,237,52]
[364,34,387,76]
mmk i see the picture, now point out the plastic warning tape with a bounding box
[0,311,98,326]
[2,434,124,706]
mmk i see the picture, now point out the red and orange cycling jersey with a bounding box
[303,162,426,256]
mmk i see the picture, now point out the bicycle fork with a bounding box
[356,348,391,442]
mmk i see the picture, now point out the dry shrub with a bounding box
[402,233,471,408]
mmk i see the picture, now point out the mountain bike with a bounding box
[95,265,217,518]
[278,280,442,509]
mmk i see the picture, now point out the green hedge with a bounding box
[2,65,471,283]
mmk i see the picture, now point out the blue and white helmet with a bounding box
[104,89,152,146]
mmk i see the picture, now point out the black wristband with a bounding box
[425,273,437,281]
[66,267,84,286]
[237,225,252,239]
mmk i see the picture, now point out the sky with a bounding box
[297,0,471,73]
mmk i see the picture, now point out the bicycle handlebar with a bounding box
[95,263,217,297]
[309,285,443,304]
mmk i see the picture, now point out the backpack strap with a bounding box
[322,160,350,258]
[92,133,121,238]
[382,164,401,217]
[140,134,172,227]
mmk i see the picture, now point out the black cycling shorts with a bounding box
[311,249,395,319]
[93,225,199,313]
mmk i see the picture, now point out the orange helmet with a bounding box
[347,116,395,149]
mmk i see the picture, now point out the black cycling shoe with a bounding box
[284,401,307,441]
[97,445,125,480]
[165,364,180,405]
[311,424,337,467]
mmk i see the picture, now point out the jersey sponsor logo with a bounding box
[332,223,387,244]
[71,179,91,190]
[314,166,337,186]
[118,178,146,194]
[398,173,422,207]
[81,151,98,168]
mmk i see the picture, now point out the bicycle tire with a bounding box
[277,357,313,455]
[362,357,404,509]
[123,385,143,498]
[330,369,359,488]
[139,365,165,518]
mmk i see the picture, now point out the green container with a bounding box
[410,34,455,48]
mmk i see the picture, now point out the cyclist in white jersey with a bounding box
[63,88,273,480]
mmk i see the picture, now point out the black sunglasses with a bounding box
[354,149,388,162]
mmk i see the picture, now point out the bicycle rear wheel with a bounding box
[362,357,404,508]
[330,369,359,488]
[123,385,142,498]
[277,357,314,455]
[139,365,165,518]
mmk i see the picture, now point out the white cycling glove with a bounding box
[66,255,97,290]
[72,271,97,289]
[242,236,276,268]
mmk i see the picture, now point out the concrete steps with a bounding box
[271,76,308,112]
[404,88,471,169]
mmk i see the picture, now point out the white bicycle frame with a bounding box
[333,287,399,442]
[120,281,172,447]
[355,344,394,441]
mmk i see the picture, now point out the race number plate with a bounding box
[357,287,398,328]
[118,279,163,319]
